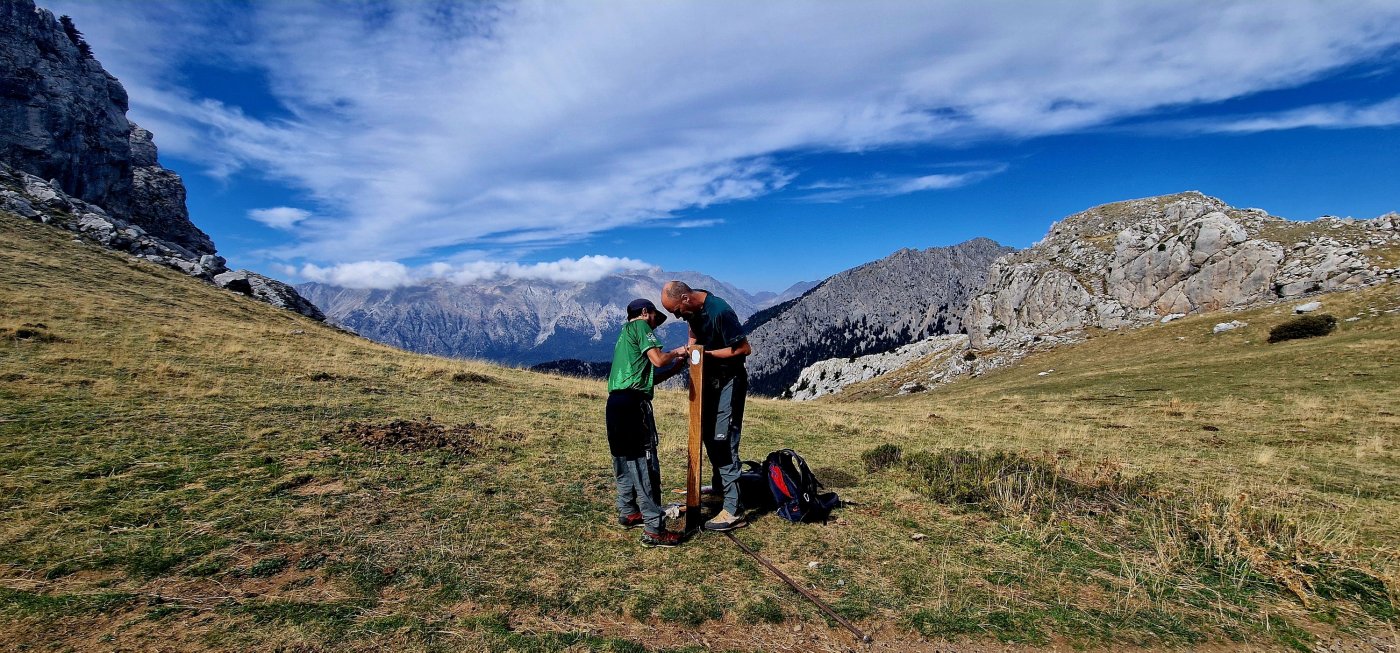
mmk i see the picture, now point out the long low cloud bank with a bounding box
[298,255,654,290]
[50,0,1400,267]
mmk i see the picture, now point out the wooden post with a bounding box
[685,345,704,533]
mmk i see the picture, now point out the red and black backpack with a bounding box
[764,449,841,523]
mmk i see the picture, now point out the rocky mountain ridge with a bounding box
[298,270,763,366]
[744,237,1014,396]
[789,192,1399,399]
[0,0,321,321]
[965,192,1399,349]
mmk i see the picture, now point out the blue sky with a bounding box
[46,1,1400,293]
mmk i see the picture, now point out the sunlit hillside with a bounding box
[2,212,1396,652]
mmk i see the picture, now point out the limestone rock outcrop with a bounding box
[966,192,1398,350]
[1,162,227,278]
[787,192,1396,400]
[787,335,967,401]
[215,271,327,322]
[128,124,214,255]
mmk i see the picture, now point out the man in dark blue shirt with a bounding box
[661,280,753,531]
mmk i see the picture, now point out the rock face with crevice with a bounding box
[966,192,1399,350]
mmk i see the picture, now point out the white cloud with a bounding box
[47,0,1400,265]
[670,219,725,229]
[248,207,312,230]
[298,255,651,289]
[300,261,413,290]
[899,168,1005,192]
[799,165,1008,202]
[1193,96,1400,133]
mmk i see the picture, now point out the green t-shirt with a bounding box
[608,319,662,396]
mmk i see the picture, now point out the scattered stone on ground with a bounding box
[1160,313,1186,323]
[1294,301,1323,314]
[1213,320,1247,334]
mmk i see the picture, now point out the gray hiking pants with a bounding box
[703,369,747,515]
[609,394,665,532]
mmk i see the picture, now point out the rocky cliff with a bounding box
[0,1,320,321]
[743,238,1014,397]
[0,0,213,255]
[298,270,761,366]
[966,192,1399,350]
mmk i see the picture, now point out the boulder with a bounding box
[1213,320,1247,334]
[215,270,326,322]
[1293,301,1322,314]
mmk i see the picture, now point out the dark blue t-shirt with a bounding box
[684,290,747,375]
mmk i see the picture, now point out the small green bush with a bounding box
[861,443,902,473]
[1268,314,1337,343]
[739,596,785,624]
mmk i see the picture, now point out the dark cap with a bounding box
[626,298,666,325]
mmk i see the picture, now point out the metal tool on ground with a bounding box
[722,531,873,645]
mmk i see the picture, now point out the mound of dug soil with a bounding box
[337,419,488,456]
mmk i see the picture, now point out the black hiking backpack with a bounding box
[765,449,840,523]
[738,460,776,511]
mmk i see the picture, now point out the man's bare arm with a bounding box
[646,347,681,368]
[706,339,752,359]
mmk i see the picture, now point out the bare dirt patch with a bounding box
[333,419,506,456]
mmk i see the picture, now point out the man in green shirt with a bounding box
[607,299,685,547]
[661,281,753,532]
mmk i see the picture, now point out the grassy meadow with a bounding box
[2,212,1397,652]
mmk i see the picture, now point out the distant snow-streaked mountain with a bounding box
[298,270,766,366]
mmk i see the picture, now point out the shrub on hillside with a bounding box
[1268,314,1337,343]
[861,443,902,472]
[903,449,1152,514]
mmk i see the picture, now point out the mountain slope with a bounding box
[3,209,1396,651]
[744,237,1013,396]
[298,270,762,366]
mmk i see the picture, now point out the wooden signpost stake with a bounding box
[685,345,704,533]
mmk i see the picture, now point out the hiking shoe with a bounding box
[618,512,644,529]
[703,509,747,532]
[641,529,683,548]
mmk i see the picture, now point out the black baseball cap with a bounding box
[626,298,666,325]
